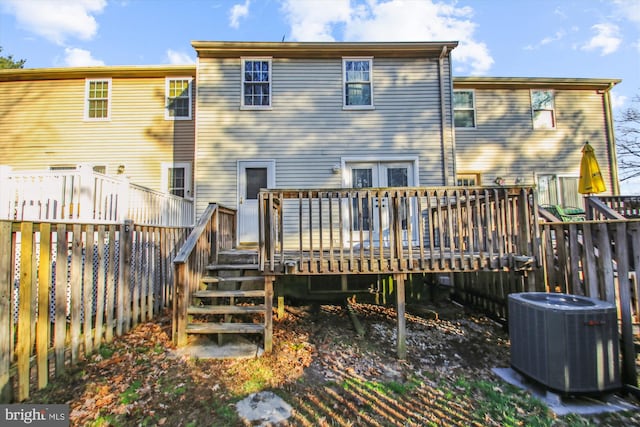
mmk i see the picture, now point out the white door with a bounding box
[238,161,275,245]
[345,162,414,247]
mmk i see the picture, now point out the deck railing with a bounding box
[1,220,189,402]
[589,195,640,219]
[172,204,236,346]
[259,186,539,274]
[0,165,194,226]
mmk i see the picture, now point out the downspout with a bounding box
[438,46,451,186]
[602,82,620,195]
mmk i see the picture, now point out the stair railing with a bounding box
[172,203,236,346]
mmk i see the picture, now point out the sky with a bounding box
[0,0,639,190]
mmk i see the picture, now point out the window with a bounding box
[85,79,111,120]
[453,90,476,128]
[537,174,580,207]
[343,58,373,108]
[531,89,555,129]
[162,162,192,198]
[242,58,271,108]
[166,78,192,119]
[456,173,481,186]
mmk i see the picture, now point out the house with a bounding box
[452,76,620,208]
[0,65,196,198]
[0,41,630,365]
[0,42,620,235]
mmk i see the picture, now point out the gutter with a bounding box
[602,82,620,195]
[438,46,451,186]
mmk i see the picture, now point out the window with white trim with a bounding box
[242,58,271,108]
[85,78,111,120]
[166,77,192,119]
[162,162,192,198]
[453,90,476,128]
[343,58,373,108]
[531,89,555,129]
[537,174,580,207]
[456,172,481,186]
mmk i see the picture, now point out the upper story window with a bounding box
[85,78,111,120]
[531,89,555,129]
[166,77,192,120]
[343,58,373,108]
[242,58,271,108]
[453,90,476,128]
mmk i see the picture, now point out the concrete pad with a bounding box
[171,335,263,360]
[236,391,293,426]
[493,367,639,416]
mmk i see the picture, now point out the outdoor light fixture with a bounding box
[494,177,505,186]
[332,165,342,174]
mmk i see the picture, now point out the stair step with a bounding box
[202,276,263,284]
[188,305,267,315]
[206,264,259,271]
[187,322,264,334]
[193,289,265,298]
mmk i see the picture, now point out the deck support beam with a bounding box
[395,273,407,359]
[264,275,274,353]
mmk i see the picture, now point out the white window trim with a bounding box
[535,173,580,207]
[342,57,375,110]
[161,161,193,199]
[84,78,112,121]
[240,57,273,110]
[165,77,193,120]
[530,89,556,130]
[340,155,419,187]
[453,89,477,129]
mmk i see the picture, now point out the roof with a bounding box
[453,76,621,90]
[191,41,458,58]
[0,65,196,82]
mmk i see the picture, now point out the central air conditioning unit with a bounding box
[508,292,620,394]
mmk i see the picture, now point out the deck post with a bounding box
[173,262,188,347]
[395,273,407,359]
[264,275,274,353]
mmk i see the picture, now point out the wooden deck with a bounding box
[268,248,533,274]
[259,186,539,275]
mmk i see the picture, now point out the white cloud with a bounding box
[229,0,250,29]
[1,0,106,45]
[280,0,493,75]
[610,92,628,110]
[612,0,640,26]
[166,49,195,65]
[280,0,351,41]
[581,23,622,55]
[64,47,104,66]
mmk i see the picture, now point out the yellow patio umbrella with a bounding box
[578,141,606,194]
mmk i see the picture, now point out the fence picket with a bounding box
[1,219,189,402]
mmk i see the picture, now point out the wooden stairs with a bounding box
[185,249,273,352]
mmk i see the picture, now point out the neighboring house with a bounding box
[0,42,621,241]
[0,65,196,198]
[453,77,620,208]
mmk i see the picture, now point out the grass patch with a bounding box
[120,380,143,405]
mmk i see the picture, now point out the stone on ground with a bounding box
[236,391,293,426]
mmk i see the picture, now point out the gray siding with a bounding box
[195,55,453,213]
[454,87,611,189]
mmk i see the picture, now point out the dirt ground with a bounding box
[28,300,640,426]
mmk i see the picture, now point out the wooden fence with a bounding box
[0,219,190,402]
[454,218,640,387]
